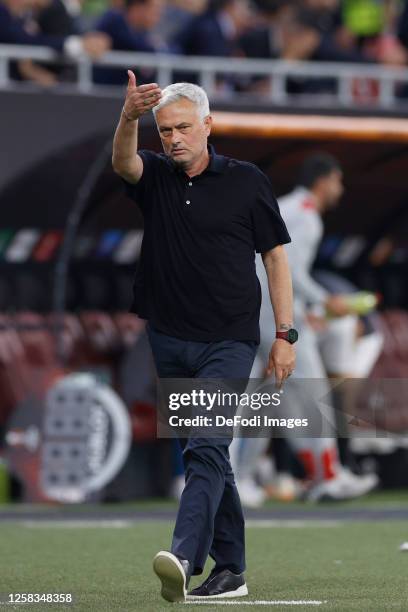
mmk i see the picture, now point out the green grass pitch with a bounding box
[1,500,408,611]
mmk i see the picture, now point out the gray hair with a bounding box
[152,82,210,121]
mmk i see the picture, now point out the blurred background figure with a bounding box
[239,0,408,95]
[239,0,372,95]
[172,0,255,89]
[18,0,83,84]
[94,0,167,85]
[158,0,209,42]
[231,152,383,507]
[173,0,254,58]
[240,0,318,62]
[341,0,407,65]
[0,0,110,86]
[33,0,83,36]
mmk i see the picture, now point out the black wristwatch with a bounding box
[276,328,298,344]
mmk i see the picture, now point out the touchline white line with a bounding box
[184,601,328,606]
[245,520,342,528]
[22,519,133,528]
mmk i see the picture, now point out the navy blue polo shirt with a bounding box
[124,145,291,343]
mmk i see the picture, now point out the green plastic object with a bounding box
[0,458,10,503]
[342,0,385,37]
[345,291,380,316]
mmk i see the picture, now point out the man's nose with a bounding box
[171,131,181,145]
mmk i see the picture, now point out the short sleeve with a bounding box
[251,171,291,253]
[122,149,160,212]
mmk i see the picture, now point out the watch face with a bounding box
[288,328,298,344]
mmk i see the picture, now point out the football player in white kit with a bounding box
[232,153,382,504]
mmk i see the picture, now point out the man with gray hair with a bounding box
[112,73,296,602]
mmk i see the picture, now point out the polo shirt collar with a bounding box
[207,144,226,174]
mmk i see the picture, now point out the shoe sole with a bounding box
[153,551,186,602]
[187,584,248,599]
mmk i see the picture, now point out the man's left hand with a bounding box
[266,339,296,388]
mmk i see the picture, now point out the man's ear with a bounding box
[204,115,212,135]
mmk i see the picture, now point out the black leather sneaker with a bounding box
[187,568,248,599]
[153,551,190,602]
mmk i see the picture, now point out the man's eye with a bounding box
[162,129,172,136]
[180,126,190,133]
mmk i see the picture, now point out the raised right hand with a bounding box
[123,70,162,121]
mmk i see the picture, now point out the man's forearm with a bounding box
[112,113,139,176]
[112,74,161,180]
[262,245,294,330]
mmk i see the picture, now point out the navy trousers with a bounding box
[147,325,257,576]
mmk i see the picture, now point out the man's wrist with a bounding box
[278,323,293,331]
[276,327,298,344]
[122,107,139,122]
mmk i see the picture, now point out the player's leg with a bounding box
[230,354,269,507]
[316,314,380,492]
[319,314,358,378]
[284,320,341,484]
[291,321,378,500]
[230,319,273,507]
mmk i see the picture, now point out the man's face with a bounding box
[320,169,344,210]
[143,0,164,29]
[156,99,212,170]
[229,0,253,33]
[8,0,37,15]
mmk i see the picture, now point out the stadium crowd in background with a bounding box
[1,0,408,87]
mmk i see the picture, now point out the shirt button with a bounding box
[186,200,191,205]
[188,182,192,186]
